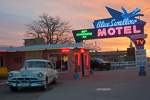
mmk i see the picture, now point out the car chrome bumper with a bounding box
[7,76,45,87]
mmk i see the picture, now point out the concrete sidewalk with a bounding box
[37,67,150,100]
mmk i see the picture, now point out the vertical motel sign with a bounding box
[72,6,147,75]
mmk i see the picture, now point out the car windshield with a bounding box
[95,58,104,63]
[23,61,46,68]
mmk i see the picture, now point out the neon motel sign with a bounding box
[97,25,141,37]
[73,6,146,43]
[72,6,148,72]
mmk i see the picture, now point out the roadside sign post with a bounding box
[135,49,147,76]
[72,6,147,76]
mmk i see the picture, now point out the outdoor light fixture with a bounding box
[61,48,70,53]
[80,48,84,53]
[0,50,7,52]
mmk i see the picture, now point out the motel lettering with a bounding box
[97,25,141,37]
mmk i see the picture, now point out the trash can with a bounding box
[91,69,94,74]
[74,73,79,80]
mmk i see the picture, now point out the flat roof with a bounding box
[0,43,101,52]
[25,59,49,62]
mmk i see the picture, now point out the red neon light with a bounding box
[80,48,84,53]
[86,54,89,66]
[78,53,80,66]
[74,53,80,66]
[61,49,70,53]
[84,54,89,66]
[0,50,7,52]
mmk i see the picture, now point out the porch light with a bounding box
[80,48,84,53]
[61,49,70,53]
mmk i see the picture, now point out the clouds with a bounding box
[0,0,150,56]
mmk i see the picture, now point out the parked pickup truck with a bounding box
[7,59,58,91]
[90,58,111,71]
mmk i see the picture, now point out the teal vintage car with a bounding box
[7,59,58,91]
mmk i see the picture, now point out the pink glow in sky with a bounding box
[0,0,150,56]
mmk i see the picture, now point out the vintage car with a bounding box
[7,59,58,91]
[90,58,111,71]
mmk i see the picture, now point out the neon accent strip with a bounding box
[0,50,7,52]
[86,54,89,66]
[78,53,80,66]
[74,53,80,66]
[84,54,89,66]
[62,49,70,53]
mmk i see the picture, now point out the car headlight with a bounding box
[37,72,43,77]
[8,73,13,77]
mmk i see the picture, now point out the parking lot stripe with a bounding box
[96,88,112,91]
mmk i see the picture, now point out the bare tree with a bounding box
[25,13,74,44]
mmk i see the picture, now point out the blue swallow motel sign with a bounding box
[72,6,148,75]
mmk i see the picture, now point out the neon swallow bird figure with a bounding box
[121,6,144,18]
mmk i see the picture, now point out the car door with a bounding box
[47,62,54,83]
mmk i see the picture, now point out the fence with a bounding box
[110,61,137,69]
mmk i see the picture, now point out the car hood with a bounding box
[103,61,110,63]
[20,68,47,76]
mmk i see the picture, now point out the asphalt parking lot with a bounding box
[1,67,150,100]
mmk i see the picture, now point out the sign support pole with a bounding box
[127,35,147,76]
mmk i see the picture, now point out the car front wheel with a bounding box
[41,78,48,91]
[10,86,18,91]
[52,77,56,84]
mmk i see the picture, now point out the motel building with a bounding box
[0,43,101,79]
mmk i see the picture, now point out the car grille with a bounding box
[10,77,41,83]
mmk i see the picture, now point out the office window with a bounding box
[0,56,3,67]
[49,53,68,72]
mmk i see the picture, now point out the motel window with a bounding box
[0,56,3,67]
[49,53,68,72]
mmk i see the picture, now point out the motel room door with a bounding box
[74,53,81,74]
[81,53,89,76]
[74,53,89,76]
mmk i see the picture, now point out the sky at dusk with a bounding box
[0,0,150,56]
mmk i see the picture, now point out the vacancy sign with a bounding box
[135,49,147,66]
